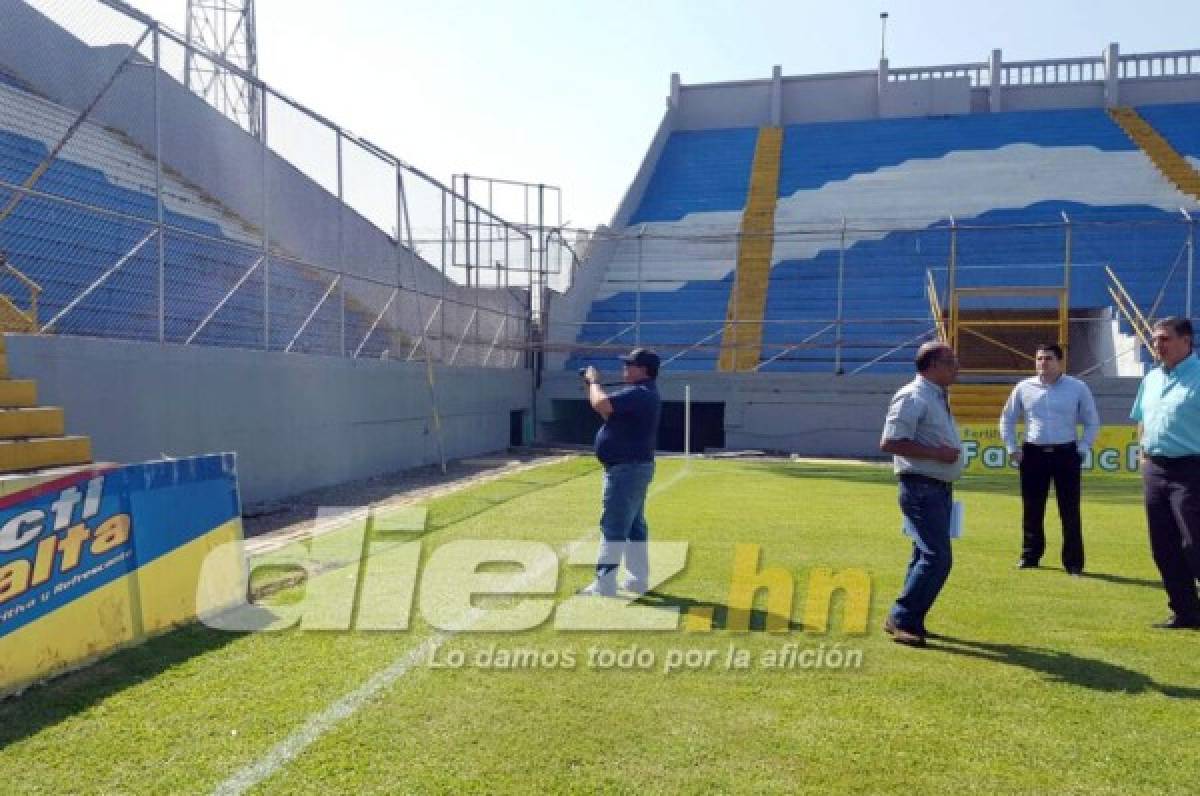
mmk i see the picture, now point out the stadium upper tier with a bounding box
[0,77,391,355]
[570,104,1200,373]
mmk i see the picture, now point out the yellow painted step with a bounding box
[0,436,92,474]
[950,396,1008,408]
[0,407,65,439]
[0,379,36,408]
[950,384,1012,421]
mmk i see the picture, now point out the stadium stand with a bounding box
[569,104,1200,374]
[0,76,393,356]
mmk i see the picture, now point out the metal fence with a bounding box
[555,215,1197,375]
[888,46,1200,89]
[0,0,542,368]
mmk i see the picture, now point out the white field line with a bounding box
[213,459,696,795]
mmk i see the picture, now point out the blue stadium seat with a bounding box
[0,79,387,354]
[571,104,1200,373]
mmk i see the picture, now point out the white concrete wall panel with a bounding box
[6,335,530,504]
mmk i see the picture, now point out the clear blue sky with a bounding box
[121,0,1198,229]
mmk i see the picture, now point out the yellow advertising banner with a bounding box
[0,454,245,697]
[960,425,1141,475]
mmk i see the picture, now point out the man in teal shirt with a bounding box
[1131,317,1200,629]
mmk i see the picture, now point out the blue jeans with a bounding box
[889,476,953,634]
[596,461,655,586]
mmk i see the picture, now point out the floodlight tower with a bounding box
[184,0,261,137]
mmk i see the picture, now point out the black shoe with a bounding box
[1015,560,1039,569]
[1066,568,1083,577]
[1152,615,1200,629]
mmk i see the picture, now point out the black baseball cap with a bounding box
[619,347,660,371]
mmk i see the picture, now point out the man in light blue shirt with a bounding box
[999,343,1100,575]
[1130,317,1200,629]
[880,341,963,647]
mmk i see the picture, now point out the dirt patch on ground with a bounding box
[242,448,576,556]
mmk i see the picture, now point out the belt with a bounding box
[898,472,951,488]
[1022,442,1077,454]
[1148,454,1200,467]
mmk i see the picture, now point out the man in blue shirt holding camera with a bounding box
[580,348,662,597]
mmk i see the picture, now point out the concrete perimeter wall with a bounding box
[673,45,1200,130]
[539,371,1140,459]
[7,335,531,505]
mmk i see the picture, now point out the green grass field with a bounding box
[2,456,1198,795]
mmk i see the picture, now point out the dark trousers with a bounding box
[1019,443,1083,571]
[1143,456,1200,620]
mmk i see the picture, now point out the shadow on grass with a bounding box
[929,635,1200,699]
[635,590,807,633]
[747,462,1143,506]
[1080,571,1163,590]
[0,622,245,748]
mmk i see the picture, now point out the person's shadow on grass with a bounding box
[930,635,1200,699]
[635,590,807,632]
[1078,571,1164,590]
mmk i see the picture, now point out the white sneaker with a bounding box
[620,577,649,595]
[579,580,616,598]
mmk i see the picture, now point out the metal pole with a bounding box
[732,230,741,369]
[336,132,345,356]
[1062,211,1072,360]
[1184,208,1195,319]
[636,226,644,346]
[463,174,472,288]
[836,218,846,374]
[488,180,494,283]
[537,183,545,327]
[1190,219,1196,321]
[948,217,958,353]
[684,384,692,458]
[473,216,480,363]
[440,190,447,361]
[394,164,406,357]
[153,25,165,343]
[261,90,270,349]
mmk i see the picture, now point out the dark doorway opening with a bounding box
[510,410,526,446]
[548,400,725,454]
[659,401,725,453]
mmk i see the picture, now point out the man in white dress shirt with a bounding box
[999,343,1100,575]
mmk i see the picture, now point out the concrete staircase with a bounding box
[955,307,1063,374]
[1108,106,1200,202]
[0,253,39,333]
[718,126,783,372]
[0,335,91,474]
[0,295,36,333]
